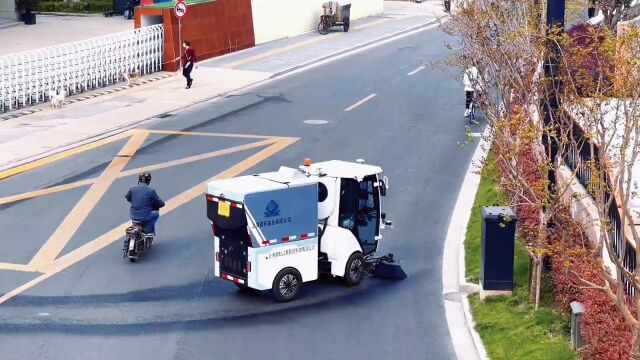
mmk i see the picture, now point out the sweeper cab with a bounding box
[205,159,406,302]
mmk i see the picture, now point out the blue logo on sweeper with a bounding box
[264,200,281,218]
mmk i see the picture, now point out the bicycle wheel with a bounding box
[318,19,331,35]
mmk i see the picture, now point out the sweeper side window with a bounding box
[338,176,380,255]
[357,176,380,254]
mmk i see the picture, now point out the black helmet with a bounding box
[138,171,151,185]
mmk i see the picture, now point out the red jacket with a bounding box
[183,47,196,66]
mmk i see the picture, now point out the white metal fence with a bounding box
[0,24,164,112]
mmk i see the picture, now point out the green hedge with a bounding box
[36,0,113,13]
[86,0,113,13]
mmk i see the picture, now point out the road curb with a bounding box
[442,126,491,360]
[0,18,441,177]
[0,73,176,122]
[0,21,21,30]
[34,12,104,17]
[271,18,440,78]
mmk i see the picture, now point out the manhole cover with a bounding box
[444,292,463,302]
[303,120,329,125]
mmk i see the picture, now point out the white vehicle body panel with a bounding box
[308,160,382,181]
[213,234,220,277]
[247,238,319,290]
[320,225,362,276]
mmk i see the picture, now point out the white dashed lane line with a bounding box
[407,65,426,76]
[344,94,377,112]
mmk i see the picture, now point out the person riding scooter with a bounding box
[125,172,165,235]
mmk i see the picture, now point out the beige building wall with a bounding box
[251,0,383,44]
[0,0,16,20]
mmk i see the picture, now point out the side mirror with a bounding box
[381,213,393,229]
[380,176,389,196]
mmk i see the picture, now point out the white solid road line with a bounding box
[442,126,491,360]
[407,65,426,76]
[344,94,377,112]
[277,21,440,80]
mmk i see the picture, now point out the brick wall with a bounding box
[135,0,255,71]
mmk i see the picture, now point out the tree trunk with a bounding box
[529,254,541,307]
[632,325,640,360]
[528,256,535,301]
[535,256,542,310]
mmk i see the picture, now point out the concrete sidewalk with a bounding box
[0,0,443,174]
[1,14,132,55]
[0,18,21,30]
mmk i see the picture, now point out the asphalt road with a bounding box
[0,26,485,360]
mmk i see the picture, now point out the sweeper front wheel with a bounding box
[344,252,365,286]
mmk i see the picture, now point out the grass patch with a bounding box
[465,154,576,360]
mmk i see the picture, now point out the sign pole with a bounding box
[174,0,187,70]
[178,17,182,69]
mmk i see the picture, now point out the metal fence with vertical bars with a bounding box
[0,24,163,113]
[563,115,637,297]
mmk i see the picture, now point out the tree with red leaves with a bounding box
[443,0,640,357]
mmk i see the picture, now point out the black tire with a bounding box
[144,235,153,249]
[272,268,302,302]
[128,243,138,262]
[344,252,365,286]
[318,20,331,35]
[343,19,350,32]
[123,237,130,254]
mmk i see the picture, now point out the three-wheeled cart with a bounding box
[318,2,351,35]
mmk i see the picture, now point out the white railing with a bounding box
[0,24,164,112]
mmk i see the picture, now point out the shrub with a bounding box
[86,0,112,13]
[35,0,113,13]
[564,23,616,97]
[494,104,633,359]
[36,1,86,12]
[549,227,633,359]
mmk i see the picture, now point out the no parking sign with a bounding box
[174,0,187,18]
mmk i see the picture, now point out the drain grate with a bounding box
[156,113,174,119]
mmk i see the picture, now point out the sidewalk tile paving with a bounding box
[0,15,132,55]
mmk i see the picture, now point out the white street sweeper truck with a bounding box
[205,159,406,302]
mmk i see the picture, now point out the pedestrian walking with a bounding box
[182,41,197,89]
[463,64,478,118]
